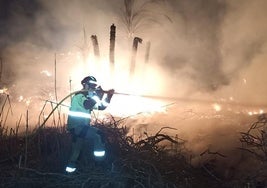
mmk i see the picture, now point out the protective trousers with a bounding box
[68,125,104,165]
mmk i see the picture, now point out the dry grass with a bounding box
[0,111,267,187]
[0,116,223,188]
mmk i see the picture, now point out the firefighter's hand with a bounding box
[106,89,114,103]
[107,89,114,96]
[95,86,104,99]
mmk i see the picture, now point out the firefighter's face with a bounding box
[84,83,97,90]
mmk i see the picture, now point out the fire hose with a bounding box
[38,89,267,133]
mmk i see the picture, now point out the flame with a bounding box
[66,53,167,118]
[18,95,32,107]
[56,49,264,119]
[0,87,8,95]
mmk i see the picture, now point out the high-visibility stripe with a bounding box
[65,166,76,173]
[89,80,97,84]
[92,95,101,103]
[94,150,105,157]
[102,100,109,107]
[68,111,91,118]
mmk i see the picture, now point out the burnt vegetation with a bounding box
[0,110,267,188]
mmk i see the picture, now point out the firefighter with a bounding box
[65,76,114,173]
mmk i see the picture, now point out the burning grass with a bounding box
[0,115,267,187]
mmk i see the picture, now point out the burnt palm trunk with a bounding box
[130,37,142,79]
[109,24,116,73]
[91,35,100,58]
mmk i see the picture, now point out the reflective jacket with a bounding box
[67,90,108,130]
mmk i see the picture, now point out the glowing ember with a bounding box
[25,98,32,107]
[248,109,265,116]
[212,103,221,112]
[18,95,24,102]
[17,96,32,107]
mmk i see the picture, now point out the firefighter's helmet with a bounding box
[81,76,98,89]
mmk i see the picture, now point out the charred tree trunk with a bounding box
[109,24,116,73]
[91,35,100,58]
[130,37,142,79]
[144,41,151,64]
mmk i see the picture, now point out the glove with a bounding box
[83,98,97,109]
[106,89,114,103]
[95,86,104,100]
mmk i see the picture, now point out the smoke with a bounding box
[151,0,229,92]
[1,0,266,94]
[147,0,267,96]
[1,0,267,175]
